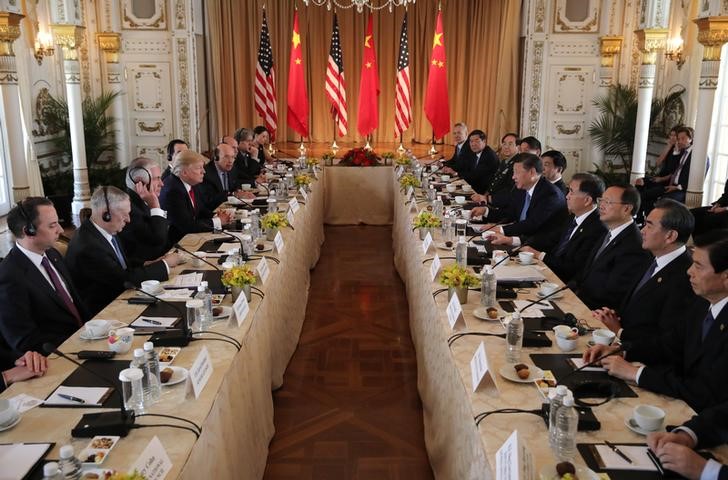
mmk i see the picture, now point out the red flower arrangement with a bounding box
[338,147,382,166]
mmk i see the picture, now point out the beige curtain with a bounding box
[206,0,521,148]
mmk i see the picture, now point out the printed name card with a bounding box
[496,431,535,480]
[422,232,433,254]
[470,342,491,392]
[274,231,285,254]
[406,186,414,201]
[446,293,465,330]
[232,290,250,327]
[286,208,295,227]
[132,436,173,480]
[299,187,308,202]
[396,166,404,178]
[288,197,300,213]
[256,256,270,284]
[189,346,213,399]
[410,197,418,213]
[430,254,441,281]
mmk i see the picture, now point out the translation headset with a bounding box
[16,201,37,237]
[128,166,152,190]
[102,186,112,222]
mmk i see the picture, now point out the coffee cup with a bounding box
[0,399,18,426]
[592,328,616,346]
[446,184,457,193]
[633,405,665,431]
[108,327,135,354]
[84,319,111,338]
[539,282,559,296]
[241,183,252,191]
[440,175,451,182]
[462,184,473,192]
[555,335,578,352]
[492,250,508,265]
[455,196,466,205]
[141,280,161,295]
[461,209,472,221]
[518,251,534,265]
[553,325,578,338]
[191,251,207,268]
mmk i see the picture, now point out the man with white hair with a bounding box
[66,186,181,316]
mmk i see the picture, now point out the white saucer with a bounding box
[213,305,232,320]
[537,291,563,299]
[436,242,455,251]
[473,307,502,321]
[625,417,664,436]
[0,412,20,432]
[161,366,188,387]
[79,332,108,341]
[499,364,544,383]
[251,241,273,253]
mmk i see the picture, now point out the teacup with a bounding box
[221,261,235,270]
[446,184,457,193]
[461,210,472,221]
[454,196,466,205]
[539,282,559,296]
[592,328,616,346]
[633,405,665,431]
[108,327,135,354]
[191,251,207,268]
[0,399,18,426]
[462,184,473,192]
[141,280,161,295]
[482,230,496,240]
[84,319,111,338]
[555,335,578,352]
[492,250,509,265]
[440,175,451,182]
[241,183,252,191]
[518,251,534,265]
[553,325,579,338]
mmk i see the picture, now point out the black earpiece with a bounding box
[102,186,112,222]
[16,201,37,237]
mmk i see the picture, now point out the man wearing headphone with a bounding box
[199,142,255,211]
[0,198,89,367]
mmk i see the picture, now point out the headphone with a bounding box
[16,201,37,237]
[128,166,151,189]
[102,186,112,222]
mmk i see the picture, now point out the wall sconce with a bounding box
[34,31,55,65]
[665,37,685,70]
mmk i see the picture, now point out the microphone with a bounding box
[518,285,571,313]
[558,343,631,385]
[43,343,135,437]
[174,243,221,271]
[124,282,190,347]
[213,228,247,261]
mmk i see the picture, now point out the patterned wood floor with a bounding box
[264,226,434,480]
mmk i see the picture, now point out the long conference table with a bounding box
[1,164,726,479]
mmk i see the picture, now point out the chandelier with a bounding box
[302,0,416,13]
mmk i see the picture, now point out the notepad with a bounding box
[169,272,203,287]
[217,242,240,253]
[569,357,607,372]
[513,300,551,318]
[591,444,658,471]
[130,316,179,328]
[493,266,546,282]
[0,443,53,480]
[45,386,112,407]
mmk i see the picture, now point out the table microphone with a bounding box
[213,228,247,260]
[174,243,221,271]
[42,343,135,437]
[124,282,191,347]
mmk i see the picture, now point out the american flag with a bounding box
[325,14,348,137]
[254,10,278,139]
[394,12,412,137]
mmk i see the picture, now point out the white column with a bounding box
[98,33,128,165]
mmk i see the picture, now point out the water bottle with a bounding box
[505,312,524,363]
[555,396,578,461]
[422,174,430,191]
[250,209,261,240]
[548,385,570,449]
[143,342,161,403]
[58,445,82,480]
[42,462,63,480]
[130,348,152,407]
[186,298,204,333]
[433,195,444,218]
[455,236,467,267]
[227,248,242,266]
[480,267,497,308]
[442,214,453,243]
[196,281,213,329]
[241,231,253,257]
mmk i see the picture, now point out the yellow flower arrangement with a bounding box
[395,156,412,166]
[294,173,313,186]
[438,264,479,288]
[306,157,320,167]
[108,471,146,480]
[260,211,289,230]
[412,211,442,229]
[221,264,257,287]
[399,173,420,189]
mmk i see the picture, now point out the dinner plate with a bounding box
[539,464,599,480]
[625,417,664,436]
[498,364,544,383]
[212,305,232,320]
[473,306,502,321]
[251,241,273,253]
[161,366,188,387]
[0,412,20,432]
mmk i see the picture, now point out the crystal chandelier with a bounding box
[302,0,416,13]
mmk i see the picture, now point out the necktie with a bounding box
[632,259,658,294]
[519,192,531,221]
[593,232,612,261]
[188,188,196,209]
[670,150,689,185]
[456,144,461,158]
[554,217,578,256]
[40,256,82,326]
[474,153,480,169]
[222,172,228,192]
[111,236,128,269]
[702,310,715,341]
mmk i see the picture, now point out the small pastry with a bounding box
[514,363,530,379]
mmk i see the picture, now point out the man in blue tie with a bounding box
[441,122,470,169]
[66,186,182,317]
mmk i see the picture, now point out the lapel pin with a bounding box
[721,324,725,332]
[657,277,662,283]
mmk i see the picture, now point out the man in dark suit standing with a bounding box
[473,152,567,239]
[159,150,234,245]
[591,198,696,343]
[441,122,471,169]
[584,230,728,412]
[640,126,693,214]
[66,187,182,317]
[199,142,254,211]
[520,173,607,283]
[161,139,188,181]
[692,180,728,236]
[571,184,650,309]
[117,157,170,265]
[541,150,568,195]
[440,130,499,194]
[234,128,264,185]
[0,198,90,365]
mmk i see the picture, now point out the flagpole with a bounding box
[429,131,438,155]
[364,134,372,151]
[298,136,306,157]
[331,119,339,152]
[397,129,405,155]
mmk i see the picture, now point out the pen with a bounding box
[604,440,633,464]
[58,393,86,404]
[646,448,665,475]
[142,318,163,325]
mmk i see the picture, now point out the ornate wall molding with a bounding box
[97,32,121,63]
[121,0,167,30]
[135,118,165,136]
[555,70,588,113]
[0,11,23,57]
[699,59,722,89]
[553,121,584,138]
[554,0,600,33]
[175,37,190,142]
[535,0,546,32]
[694,16,728,61]
[0,54,18,84]
[174,0,185,30]
[527,41,545,136]
[131,65,164,111]
[51,24,85,61]
[599,35,623,67]
[122,39,170,55]
[551,40,599,57]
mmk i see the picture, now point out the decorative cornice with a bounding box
[634,28,668,65]
[0,12,24,57]
[51,24,85,61]
[97,32,120,63]
[694,16,728,61]
[599,35,623,67]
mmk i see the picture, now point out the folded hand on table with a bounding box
[648,431,695,451]
[600,355,638,382]
[592,308,621,334]
[655,442,706,480]
[489,233,514,246]
[3,351,48,386]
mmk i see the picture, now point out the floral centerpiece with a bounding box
[294,173,313,187]
[412,211,441,229]
[222,264,257,301]
[399,173,420,190]
[261,211,290,240]
[439,264,479,304]
[395,155,412,166]
[321,152,335,165]
[338,147,382,166]
[380,151,396,165]
[306,157,320,168]
[108,471,146,480]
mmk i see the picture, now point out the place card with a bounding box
[299,186,308,201]
[256,257,270,284]
[406,186,414,200]
[470,342,491,392]
[286,208,295,227]
[422,232,433,254]
[410,197,418,213]
[495,430,535,480]
[274,231,285,254]
[232,290,250,327]
[131,436,173,480]
[430,254,441,281]
[446,293,464,330]
[396,166,404,178]
[288,197,300,213]
[189,346,213,399]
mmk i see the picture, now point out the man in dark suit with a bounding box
[234,128,264,185]
[441,130,499,194]
[521,173,607,283]
[591,198,696,343]
[442,122,471,169]
[473,152,567,239]
[66,186,182,317]
[0,198,90,365]
[198,142,254,211]
[571,184,651,309]
[692,180,728,236]
[519,136,542,155]
[159,150,234,245]
[117,157,170,265]
[161,139,188,181]
[584,230,728,412]
[470,132,519,208]
[640,126,693,214]
[541,150,568,195]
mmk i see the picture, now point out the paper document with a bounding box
[217,242,240,252]
[169,272,203,288]
[593,444,658,471]
[0,443,52,480]
[493,266,546,282]
[569,358,607,372]
[45,386,112,407]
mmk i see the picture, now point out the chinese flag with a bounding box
[357,13,380,137]
[287,11,309,138]
[424,10,450,140]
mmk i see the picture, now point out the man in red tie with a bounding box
[0,198,90,366]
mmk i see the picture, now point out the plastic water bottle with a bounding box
[505,312,523,363]
[555,396,578,461]
[433,195,444,218]
[196,281,213,330]
[130,348,152,407]
[58,445,82,480]
[143,341,161,403]
[442,214,453,243]
[242,228,253,257]
[548,385,570,449]
[455,236,467,267]
[186,299,204,333]
[480,267,497,308]
[227,248,242,266]
[42,462,63,480]
[250,209,261,240]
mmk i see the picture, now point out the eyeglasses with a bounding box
[567,188,588,196]
[596,198,628,207]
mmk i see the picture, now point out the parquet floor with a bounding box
[263,226,434,480]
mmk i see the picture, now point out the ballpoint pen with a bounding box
[58,393,86,404]
[604,440,633,464]
[142,318,163,325]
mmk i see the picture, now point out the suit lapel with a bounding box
[13,248,72,315]
[686,306,728,370]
